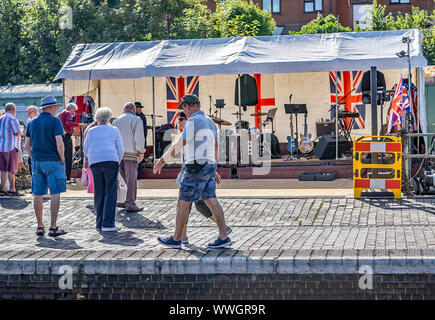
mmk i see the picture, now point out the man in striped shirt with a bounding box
[0,103,23,196]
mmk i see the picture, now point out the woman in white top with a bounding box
[84,107,124,232]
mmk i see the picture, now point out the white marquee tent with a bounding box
[55,29,428,154]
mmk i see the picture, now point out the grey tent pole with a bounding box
[335,71,339,160]
[152,77,156,161]
[238,74,242,127]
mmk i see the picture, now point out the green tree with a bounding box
[0,0,25,85]
[211,0,276,38]
[289,13,351,35]
[179,0,213,39]
[365,2,435,65]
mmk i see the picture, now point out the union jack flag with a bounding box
[387,75,419,133]
[329,71,365,130]
[166,76,199,124]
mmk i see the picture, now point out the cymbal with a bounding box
[219,120,232,126]
[250,112,267,117]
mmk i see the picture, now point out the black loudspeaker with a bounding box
[361,70,386,104]
[314,135,350,160]
[235,74,258,107]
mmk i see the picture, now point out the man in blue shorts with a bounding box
[24,96,67,237]
[153,94,231,249]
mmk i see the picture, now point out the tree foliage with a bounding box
[289,13,351,35]
[0,0,276,85]
[293,2,434,65]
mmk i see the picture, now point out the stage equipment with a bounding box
[284,103,307,160]
[316,120,335,137]
[298,112,314,154]
[235,74,258,111]
[314,134,350,160]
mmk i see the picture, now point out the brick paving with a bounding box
[0,196,434,275]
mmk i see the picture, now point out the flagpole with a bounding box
[152,77,156,162]
[335,71,339,160]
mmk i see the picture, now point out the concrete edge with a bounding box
[1,258,434,275]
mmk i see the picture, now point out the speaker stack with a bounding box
[314,135,350,160]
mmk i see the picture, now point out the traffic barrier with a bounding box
[353,136,402,199]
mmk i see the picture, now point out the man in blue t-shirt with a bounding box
[24,96,68,237]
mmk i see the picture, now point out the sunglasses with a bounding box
[178,117,186,121]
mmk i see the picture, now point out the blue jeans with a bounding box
[90,161,119,229]
[31,161,66,196]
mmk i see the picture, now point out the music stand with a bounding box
[284,104,307,160]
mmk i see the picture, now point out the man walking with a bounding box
[0,103,22,196]
[113,102,145,212]
[57,102,86,183]
[153,94,231,249]
[135,102,147,179]
[24,96,67,237]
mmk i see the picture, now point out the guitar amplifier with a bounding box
[316,122,335,137]
[314,134,350,160]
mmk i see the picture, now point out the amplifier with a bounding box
[316,122,336,137]
[314,134,350,160]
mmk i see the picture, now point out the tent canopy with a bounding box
[55,29,427,81]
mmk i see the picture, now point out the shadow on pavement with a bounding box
[98,230,144,247]
[35,237,83,250]
[359,198,435,215]
[86,205,165,230]
[116,210,166,230]
[0,198,30,210]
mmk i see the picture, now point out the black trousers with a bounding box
[90,161,119,229]
[63,134,73,180]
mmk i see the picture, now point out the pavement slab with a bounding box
[0,197,434,275]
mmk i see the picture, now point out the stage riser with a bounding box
[237,165,352,179]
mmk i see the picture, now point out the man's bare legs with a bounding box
[181,215,219,239]
[1,172,8,192]
[204,198,228,240]
[50,193,60,229]
[173,199,192,241]
[7,173,16,192]
[34,193,61,230]
[34,195,44,228]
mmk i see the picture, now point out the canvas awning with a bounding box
[55,29,427,81]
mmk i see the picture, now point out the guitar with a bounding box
[298,113,314,154]
[286,114,297,154]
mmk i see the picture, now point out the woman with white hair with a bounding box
[84,107,124,232]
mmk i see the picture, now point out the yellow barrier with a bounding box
[353,136,402,199]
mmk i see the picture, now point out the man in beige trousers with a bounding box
[113,102,145,212]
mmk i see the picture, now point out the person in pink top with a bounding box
[57,103,86,183]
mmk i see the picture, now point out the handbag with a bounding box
[117,173,127,203]
[81,168,88,186]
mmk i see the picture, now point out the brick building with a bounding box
[206,0,434,34]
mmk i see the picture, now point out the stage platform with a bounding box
[140,157,353,179]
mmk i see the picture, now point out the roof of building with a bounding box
[0,83,62,99]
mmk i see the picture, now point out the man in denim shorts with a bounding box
[24,96,67,237]
[153,94,231,249]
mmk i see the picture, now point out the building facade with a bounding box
[206,0,434,33]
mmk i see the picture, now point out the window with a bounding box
[263,0,280,13]
[304,0,322,13]
[390,0,410,3]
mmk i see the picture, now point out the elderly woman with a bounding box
[84,107,124,232]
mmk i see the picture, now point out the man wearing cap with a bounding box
[135,102,147,179]
[0,103,23,196]
[113,102,145,212]
[24,96,67,237]
[153,94,232,249]
[57,103,87,183]
[25,106,39,176]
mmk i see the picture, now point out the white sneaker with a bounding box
[101,226,121,232]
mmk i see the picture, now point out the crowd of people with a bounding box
[0,94,232,249]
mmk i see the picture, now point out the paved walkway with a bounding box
[0,197,434,275]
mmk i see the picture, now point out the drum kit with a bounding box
[208,97,275,163]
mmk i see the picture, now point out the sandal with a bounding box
[48,227,67,237]
[36,227,45,236]
[8,191,20,196]
[0,190,9,196]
